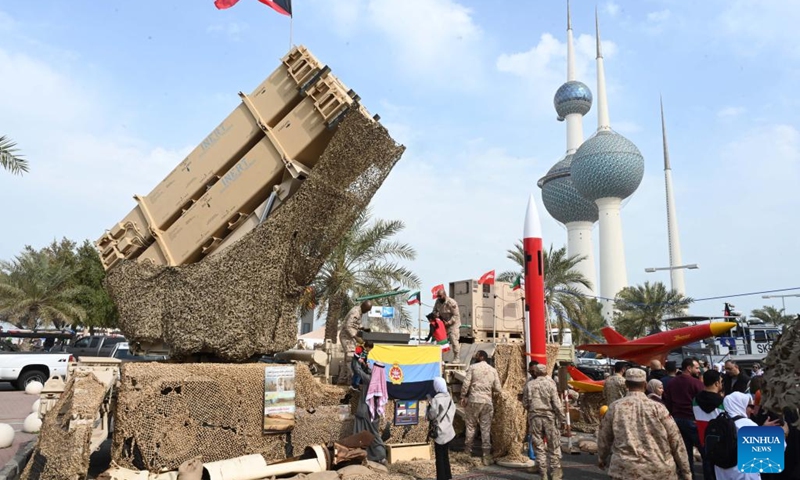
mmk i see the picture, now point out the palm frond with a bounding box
[0,136,29,175]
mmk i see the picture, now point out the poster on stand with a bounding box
[394,400,420,426]
[264,365,296,434]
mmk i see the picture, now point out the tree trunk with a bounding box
[324,295,346,343]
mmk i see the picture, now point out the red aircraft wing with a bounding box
[576,343,665,358]
[567,365,602,384]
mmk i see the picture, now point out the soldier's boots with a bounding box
[551,468,563,480]
[481,454,494,466]
[539,472,549,480]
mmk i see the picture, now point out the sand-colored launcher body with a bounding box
[96,45,372,270]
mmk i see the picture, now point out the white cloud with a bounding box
[307,0,486,90]
[496,32,618,111]
[0,32,187,257]
[718,0,800,57]
[604,2,621,17]
[647,9,671,23]
[206,22,249,41]
[717,106,746,118]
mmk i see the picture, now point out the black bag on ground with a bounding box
[705,412,744,469]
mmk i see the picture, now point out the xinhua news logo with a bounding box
[738,426,784,474]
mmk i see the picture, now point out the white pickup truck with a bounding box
[0,349,74,390]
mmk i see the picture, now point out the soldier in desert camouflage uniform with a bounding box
[597,368,691,480]
[603,361,628,405]
[433,289,461,362]
[523,363,566,480]
[337,300,371,385]
[460,350,501,466]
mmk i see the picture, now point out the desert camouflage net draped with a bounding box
[104,112,405,361]
[21,372,108,480]
[761,318,800,428]
[489,344,528,461]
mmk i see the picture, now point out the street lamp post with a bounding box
[761,294,800,313]
[643,264,699,295]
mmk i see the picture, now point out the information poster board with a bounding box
[394,400,420,426]
[263,365,296,434]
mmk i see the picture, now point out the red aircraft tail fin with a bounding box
[567,365,592,382]
[601,327,630,344]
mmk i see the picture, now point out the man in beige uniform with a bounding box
[460,350,501,466]
[433,289,461,362]
[337,300,371,385]
[603,361,628,406]
[597,368,691,480]
[523,363,565,480]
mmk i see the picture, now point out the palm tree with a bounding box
[613,281,693,338]
[751,305,793,328]
[0,249,86,328]
[0,136,29,175]
[497,241,599,340]
[310,208,421,342]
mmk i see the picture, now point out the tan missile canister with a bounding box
[96,46,328,270]
[135,73,360,266]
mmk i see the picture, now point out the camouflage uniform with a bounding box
[603,374,627,405]
[461,360,501,457]
[597,392,691,480]
[337,306,362,384]
[523,374,565,474]
[433,296,461,361]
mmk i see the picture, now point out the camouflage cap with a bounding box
[625,368,646,383]
[534,364,547,375]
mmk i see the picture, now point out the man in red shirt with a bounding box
[663,357,704,480]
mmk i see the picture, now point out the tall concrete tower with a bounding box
[571,10,645,320]
[660,98,686,295]
[538,1,598,296]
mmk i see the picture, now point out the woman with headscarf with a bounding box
[647,379,664,403]
[427,377,456,480]
[715,391,760,480]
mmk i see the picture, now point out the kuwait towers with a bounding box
[571,10,645,320]
[538,2,598,297]
[661,98,686,295]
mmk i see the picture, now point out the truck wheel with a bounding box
[15,370,48,391]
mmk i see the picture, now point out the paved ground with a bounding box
[0,383,38,467]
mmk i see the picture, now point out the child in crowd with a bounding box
[350,341,374,391]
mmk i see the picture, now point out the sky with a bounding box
[1,0,799,321]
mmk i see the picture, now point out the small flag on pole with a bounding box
[431,284,445,299]
[477,270,496,285]
[214,0,292,16]
[407,291,421,305]
[511,274,522,291]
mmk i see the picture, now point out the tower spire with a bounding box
[661,98,686,295]
[661,95,671,170]
[595,8,611,131]
[567,0,576,81]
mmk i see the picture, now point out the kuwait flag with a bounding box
[407,291,421,305]
[511,274,522,291]
[215,0,293,16]
[478,270,495,285]
[430,284,445,299]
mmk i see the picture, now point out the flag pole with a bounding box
[418,302,422,343]
[289,15,293,48]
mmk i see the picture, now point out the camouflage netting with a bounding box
[21,372,108,480]
[112,362,432,472]
[104,112,405,361]
[761,318,800,428]
[576,391,604,430]
[489,344,527,461]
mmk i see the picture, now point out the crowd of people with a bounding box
[334,291,798,480]
[599,357,798,480]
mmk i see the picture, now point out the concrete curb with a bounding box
[0,439,37,480]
